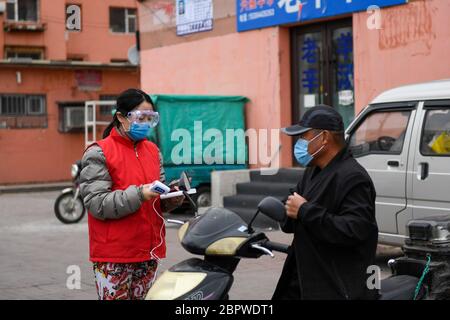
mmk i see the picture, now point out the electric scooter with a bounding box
[146,196,289,300]
[146,188,450,300]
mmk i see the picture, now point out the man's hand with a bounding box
[285,192,307,219]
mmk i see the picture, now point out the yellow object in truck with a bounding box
[430,132,450,154]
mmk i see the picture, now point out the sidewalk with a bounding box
[0,182,72,194]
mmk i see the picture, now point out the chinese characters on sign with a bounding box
[176,0,213,36]
[238,0,301,30]
[237,0,408,32]
[301,37,319,94]
[336,32,353,92]
[335,31,354,106]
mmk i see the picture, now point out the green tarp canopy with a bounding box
[148,95,249,184]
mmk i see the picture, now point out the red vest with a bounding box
[87,128,166,263]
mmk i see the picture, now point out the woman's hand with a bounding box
[141,184,161,201]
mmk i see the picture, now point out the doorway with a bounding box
[291,19,355,129]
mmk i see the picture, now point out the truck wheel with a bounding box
[193,186,211,208]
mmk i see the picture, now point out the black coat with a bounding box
[272,148,379,300]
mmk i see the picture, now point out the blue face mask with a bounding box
[127,122,151,141]
[294,131,324,167]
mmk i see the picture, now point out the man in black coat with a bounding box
[273,105,379,300]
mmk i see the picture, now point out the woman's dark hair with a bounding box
[103,88,154,138]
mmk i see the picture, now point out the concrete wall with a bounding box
[140,26,293,168]
[138,0,236,49]
[211,169,250,207]
[139,0,449,172]
[353,0,450,113]
[138,0,293,168]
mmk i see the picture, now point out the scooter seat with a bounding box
[379,275,420,300]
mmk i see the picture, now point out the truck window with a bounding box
[420,108,450,156]
[348,110,411,157]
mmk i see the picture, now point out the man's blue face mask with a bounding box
[294,131,324,167]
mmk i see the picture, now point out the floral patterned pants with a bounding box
[93,260,158,300]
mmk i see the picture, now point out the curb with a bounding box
[0,182,72,194]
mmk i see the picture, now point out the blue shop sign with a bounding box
[237,0,408,32]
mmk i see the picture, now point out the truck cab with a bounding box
[345,79,450,246]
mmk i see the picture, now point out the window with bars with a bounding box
[6,51,42,60]
[5,47,44,60]
[0,94,47,129]
[0,95,45,115]
[109,7,136,34]
[6,0,39,22]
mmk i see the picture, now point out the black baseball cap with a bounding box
[282,104,344,136]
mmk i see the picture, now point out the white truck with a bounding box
[346,79,450,246]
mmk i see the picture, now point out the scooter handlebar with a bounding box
[251,244,275,258]
[166,219,186,225]
[262,240,289,254]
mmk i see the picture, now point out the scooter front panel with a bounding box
[146,258,233,300]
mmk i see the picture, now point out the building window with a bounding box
[110,59,129,63]
[6,0,39,22]
[0,95,45,116]
[5,47,44,60]
[109,7,136,34]
[99,95,117,116]
[27,95,45,114]
[67,55,84,62]
[0,94,47,129]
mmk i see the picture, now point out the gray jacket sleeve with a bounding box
[79,145,144,220]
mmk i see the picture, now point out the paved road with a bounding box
[0,191,400,300]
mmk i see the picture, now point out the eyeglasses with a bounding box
[127,110,160,127]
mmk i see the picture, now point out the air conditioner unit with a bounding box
[64,106,85,131]
[0,2,5,14]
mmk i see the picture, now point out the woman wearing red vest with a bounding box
[80,89,184,300]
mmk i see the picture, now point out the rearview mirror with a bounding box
[257,197,286,222]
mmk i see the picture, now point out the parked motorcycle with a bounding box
[146,193,450,300]
[54,160,86,224]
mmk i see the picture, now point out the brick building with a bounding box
[0,0,140,184]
